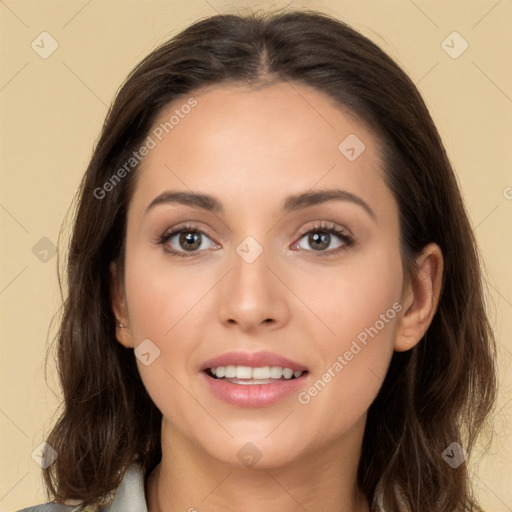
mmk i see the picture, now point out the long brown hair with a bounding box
[43,9,497,511]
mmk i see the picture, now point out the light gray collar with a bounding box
[102,464,148,512]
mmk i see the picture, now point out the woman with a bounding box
[19,9,497,512]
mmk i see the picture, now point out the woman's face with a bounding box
[114,81,406,468]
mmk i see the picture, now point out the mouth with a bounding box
[200,351,309,406]
[204,365,308,385]
[201,362,309,407]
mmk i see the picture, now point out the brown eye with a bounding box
[178,231,202,251]
[159,224,220,257]
[295,224,353,254]
[306,232,331,251]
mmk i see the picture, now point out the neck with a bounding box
[146,416,370,512]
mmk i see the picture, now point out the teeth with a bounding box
[282,368,293,379]
[252,366,270,379]
[270,366,283,379]
[225,365,236,378]
[236,366,252,379]
[210,365,304,380]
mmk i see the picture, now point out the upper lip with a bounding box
[201,351,308,372]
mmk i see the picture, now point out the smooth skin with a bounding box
[111,81,443,512]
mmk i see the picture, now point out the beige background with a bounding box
[1,0,511,510]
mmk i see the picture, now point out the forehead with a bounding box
[129,81,392,219]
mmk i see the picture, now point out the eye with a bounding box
[157,221,354,258]
[294,222,354,256]
[158,223,219,257]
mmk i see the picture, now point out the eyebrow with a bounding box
[145,188,376,219]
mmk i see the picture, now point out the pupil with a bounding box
[310,232,329,250]
[180,232,201,251]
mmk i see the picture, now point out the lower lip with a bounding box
[201,371,308,407]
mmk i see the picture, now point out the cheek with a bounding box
[296,240,403,355]
[294,246,402,422]
[122,248,217,417]
[124,248,209,340]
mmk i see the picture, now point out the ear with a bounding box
[394,243,444,352]
[110,261,134,349]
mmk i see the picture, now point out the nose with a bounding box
[217,244,291,333]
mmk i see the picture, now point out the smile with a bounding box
[202,365,309,407]
[207,365,305,384]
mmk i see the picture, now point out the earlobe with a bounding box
[110,261,134,349]
[394,243,444,352]
[116,322,133,349]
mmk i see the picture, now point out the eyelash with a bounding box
[157,221,355,258]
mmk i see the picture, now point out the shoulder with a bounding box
[16,505,97,512]
[17,464,147,512]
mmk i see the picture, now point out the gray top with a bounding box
[16,464,148,512]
